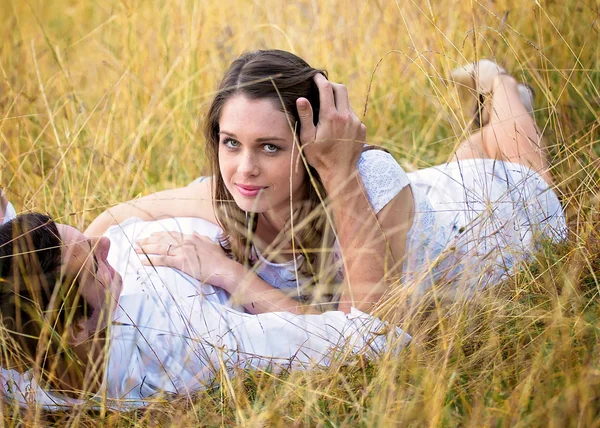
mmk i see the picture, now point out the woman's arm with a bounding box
[220,263,319,315]
[297,75,413,313]
[319,169,413,314]
[85,179,217,236]
[134,231,316,315]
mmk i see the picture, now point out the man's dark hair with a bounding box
[0,213,90,373]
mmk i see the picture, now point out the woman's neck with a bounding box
[254,207,301,262]
[256,212,283,240]
[250,184,310,258]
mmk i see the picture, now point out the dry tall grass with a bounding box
[1,0,599,425]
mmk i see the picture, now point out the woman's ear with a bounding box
[67,317,91,347]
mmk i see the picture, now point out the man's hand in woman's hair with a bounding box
[296,73,367,180]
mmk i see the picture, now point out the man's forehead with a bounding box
[56,223,91,262]
[57,223,85,244]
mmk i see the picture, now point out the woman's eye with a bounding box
[223,138,240,149]
[263,144,279,153]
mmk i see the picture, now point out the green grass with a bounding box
[2,0,600,425]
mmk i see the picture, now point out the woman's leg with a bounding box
[452,74,553,184]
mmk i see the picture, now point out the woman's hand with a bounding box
[134,231,313,315]
[134,232,236,288]
[296,73,366,179]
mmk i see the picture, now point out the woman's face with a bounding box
[218,94,307,215]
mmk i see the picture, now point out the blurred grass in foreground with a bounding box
[1,0,600,425]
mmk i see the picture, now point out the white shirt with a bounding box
[1,201,16,224]
[1,217,410,410]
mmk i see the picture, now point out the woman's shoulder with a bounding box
[356,148,411,214]
[188,175,212,186]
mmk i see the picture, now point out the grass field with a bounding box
[1,0,600,425]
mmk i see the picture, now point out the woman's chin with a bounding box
[233,197,269,214]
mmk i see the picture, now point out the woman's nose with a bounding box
[237,151,259,176]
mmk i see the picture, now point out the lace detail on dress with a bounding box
[357,150,411,214]
[401,185,449,293]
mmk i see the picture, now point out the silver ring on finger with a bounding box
[167,242,173,256]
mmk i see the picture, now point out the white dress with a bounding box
[247,151,567,299]
[408,158,566,290]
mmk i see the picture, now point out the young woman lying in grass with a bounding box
[85,50,566,314]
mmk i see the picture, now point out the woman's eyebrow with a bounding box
[219,130,237,137]
[220,130,286,142]
[255,137,286,142]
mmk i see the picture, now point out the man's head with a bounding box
[0,213,122,373]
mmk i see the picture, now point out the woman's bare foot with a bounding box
[451,59,535,128]
[452,72,552,184]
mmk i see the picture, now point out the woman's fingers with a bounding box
[331,82,349,112]
[140,254,192,275]
[298,75,358,143]
[140,254,172,267]
[296,97,316,145]
[135,231,193,262]
[314,73,335,114]
[359,122,367,142]
[137,235,214,281]
[298,74,367,173]
[313,75,359,133]
[330,83,364,140]
[136,232,185,255]
[314,74,351,115]
[135,243,174,256]
[136,231,182,245]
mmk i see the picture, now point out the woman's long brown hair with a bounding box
[204,50,339,300]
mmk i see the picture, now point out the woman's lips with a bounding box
[235,184,265,197]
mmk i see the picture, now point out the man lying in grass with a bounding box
[0,213,409,409]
